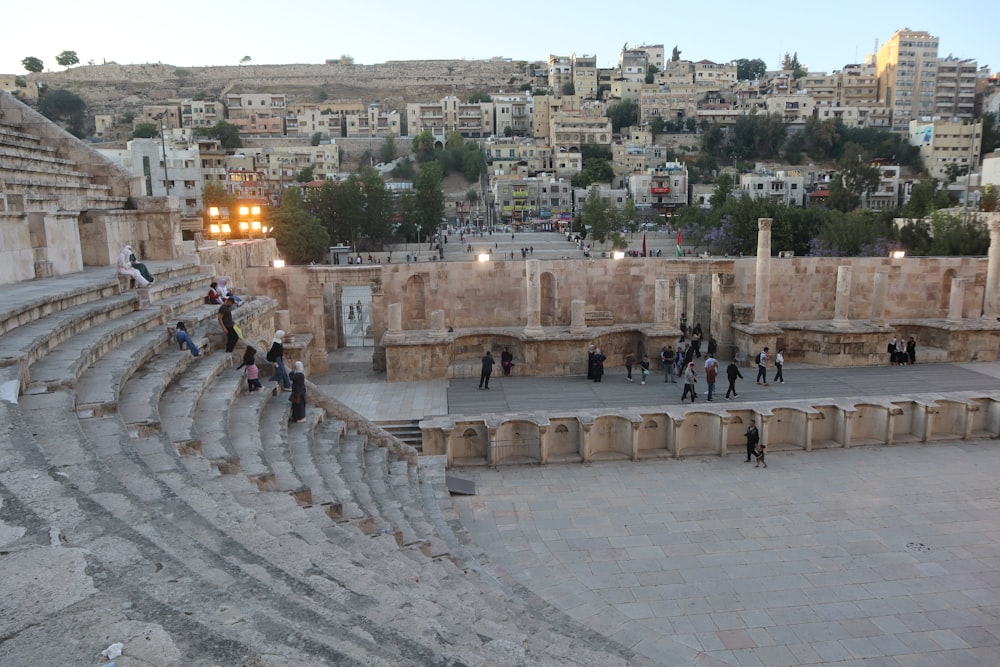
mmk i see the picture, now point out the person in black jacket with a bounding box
[745,420,760,463]
[725,359,744,399]
[479,351,495,390]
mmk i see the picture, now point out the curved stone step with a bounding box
[310,418,366,522]
[389,459,450,557]
[339,433,392,536]
[159,351,235,465]
[26,305,163,391]
[363,445,423,547]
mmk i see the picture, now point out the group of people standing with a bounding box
[888,336,917,365]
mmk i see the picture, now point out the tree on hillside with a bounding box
[55,50,79,68]
[240,55,251,65]
[645,64,659,84]
[607,98,638,132]
[271,187,329,264]
[130,122,159,139]
[467,91,491,103]
[194,121,242,149]
[671,46,681,62]
[380,133,397,164]
[201,180,237,214]
[37,88,87,137]
[21,56,43,73]
[340,54,354,65]
[736,58,767,81]
[580,189,624,244]
[412,130,435,163]
[561,81,576,96]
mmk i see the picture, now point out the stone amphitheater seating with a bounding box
[0,266,635,665]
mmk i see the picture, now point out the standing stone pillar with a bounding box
[833,265,852,326]
[753,218,773,324]
[871,271,888,324]
[653,279,672,331]
[947,278,967,322]
[570,299,586,333]
[387,303,402,333]
[525,259,543,333]
[430,309,447,336]
[674,279,684,327]
[984,213,1000,317]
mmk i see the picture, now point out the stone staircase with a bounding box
[0,267,635,665]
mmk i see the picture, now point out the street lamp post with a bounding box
[154,112,170,196]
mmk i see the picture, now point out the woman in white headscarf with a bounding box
[289,360,307,423]
[266,330,291,390]
[117,244,151,287]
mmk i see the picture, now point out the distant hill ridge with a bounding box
[29,60,536,115]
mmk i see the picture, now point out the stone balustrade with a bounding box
[420,393,1000,466]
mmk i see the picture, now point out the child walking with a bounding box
[238,346,263,393]
[639,354,651,385]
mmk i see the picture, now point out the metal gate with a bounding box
[489,436,542,467]
[341,286,373,347]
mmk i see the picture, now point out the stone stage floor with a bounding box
[318,351,1000,666]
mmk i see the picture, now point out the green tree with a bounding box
[709,173,735,209]
[671,46,681,62]
[412,130,435,163]
[736,58,767,81]
[195,121,242,149]
[271,187,329,264]
[826,174,860,212]
[412,162,445,241]
[130,122,159,139]
[37,88,87,137]
[927,211,990,256]
[645,64,659,84]
[980,112,999,156]
[982,184,998,212]
[201,180,237,214]
[55,50,79,68]
[296,165,315,182]
[21,56,43,73]
[380,133,397,163]
[240,55,251,65]
[467,91,491,103]
[607,98,638,132]
[340,54,354,65]
[310,132,322,146]
[305,177,363,248]
[561,81,576,96]
[837,148,881,206]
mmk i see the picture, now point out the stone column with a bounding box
[947,278,967,322]
[570,299,586,333]
[871,271,888,324]
[525,259,543,333]
[753,218,773,324]
[430,309,447,336]
[387,302,402,334]
[653,279,672,331]
[674,279,684,327]
[833,265,852,327]
[984,213,1000,317]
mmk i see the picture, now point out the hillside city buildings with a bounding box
[36,27,995,228]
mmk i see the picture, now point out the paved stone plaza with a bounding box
[320,353,1000,665]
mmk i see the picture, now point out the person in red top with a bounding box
[207,281,223,305]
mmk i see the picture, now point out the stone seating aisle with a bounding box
[0,269,634,665]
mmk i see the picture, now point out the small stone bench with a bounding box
[585,310,614,327]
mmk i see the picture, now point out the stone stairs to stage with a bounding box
[0,266,634,666]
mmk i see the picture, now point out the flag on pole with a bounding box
[642,232,647,257]
[675,229,683,257]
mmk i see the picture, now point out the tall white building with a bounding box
[876,29,939,132]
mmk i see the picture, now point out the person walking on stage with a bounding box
[479,351,495,390]
[725,359,743,399]
[745,419,760,463]
[681,362,698,402]
[774,348,785,383]
[755,347,769,385]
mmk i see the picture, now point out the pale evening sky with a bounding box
[2,1,996,78]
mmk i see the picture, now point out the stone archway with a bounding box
[541,271,557,326]
[404,274,426,326]
[940,268,956,316]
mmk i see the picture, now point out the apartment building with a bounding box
[572,53,598,98]
[346,104,401,138]
[141,103,183,130]
[619,48,649,83]
[632,44,665,71]
[491,92,534,136]
[876,29,939,132]
[179,99,221,129]
[224,93,287,137]
[492,175,574,226]
[484,137,553,174]
[287,100,364,138]
[740,169,807,207]
[909,119,982,181]
[610,79,649,102]
[766,94,817,126]
[934,57,977,121]
[837,62,880,108]
[866,164,902,211]
[98,138,204,216]
[196,139,228,186]
[639,89,699,125]
[548,55,573,93]
[550,113,613,152]
[797,72,838,106]
[627,162,689,213]
[693,60,737,88]
[406,97,492,138]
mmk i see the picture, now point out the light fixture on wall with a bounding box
[890,250,906,259]
[272,259,286,268]
[477,253,490,262]
[612,251,625,260]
